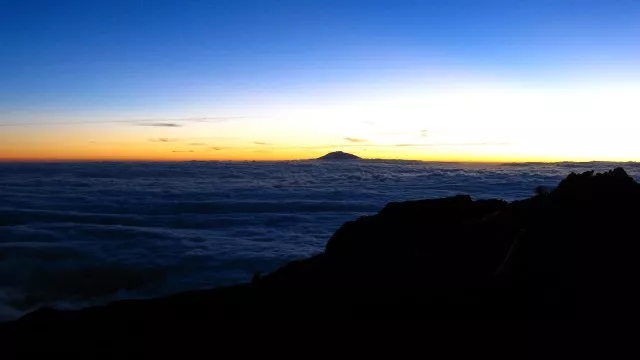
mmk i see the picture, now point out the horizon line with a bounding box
[0,157,637,164]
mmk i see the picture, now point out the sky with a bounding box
[1,0,639,162]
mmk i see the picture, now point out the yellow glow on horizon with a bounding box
[2,82,639,162]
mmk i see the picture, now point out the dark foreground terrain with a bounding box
[2,168,638,357]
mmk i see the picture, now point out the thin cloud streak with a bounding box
[0,117,247,127]
[344,137,368,143]
[137,123,182,127]
[149,138,178,143]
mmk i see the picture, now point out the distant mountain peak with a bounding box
[317,151,361,160]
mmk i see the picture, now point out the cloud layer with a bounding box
[0,160,638,321]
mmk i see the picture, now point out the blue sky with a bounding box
[1,0,640,161]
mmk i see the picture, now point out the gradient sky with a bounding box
[1,0,640,161]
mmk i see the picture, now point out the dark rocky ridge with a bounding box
[316,151,361,160]
[2,168,639,356]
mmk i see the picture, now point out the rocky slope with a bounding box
[2,168,639,356]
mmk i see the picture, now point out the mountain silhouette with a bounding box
[2,168,638,356]
[316,151,361,160]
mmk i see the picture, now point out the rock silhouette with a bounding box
[316,151,361,160]
[2,168,638,356]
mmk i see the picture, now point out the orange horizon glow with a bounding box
[2,82,640,163]
[1,150,638,163]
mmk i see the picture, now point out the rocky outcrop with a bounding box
[3,168,639,356]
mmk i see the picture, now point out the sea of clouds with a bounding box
[1,160,638,321]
